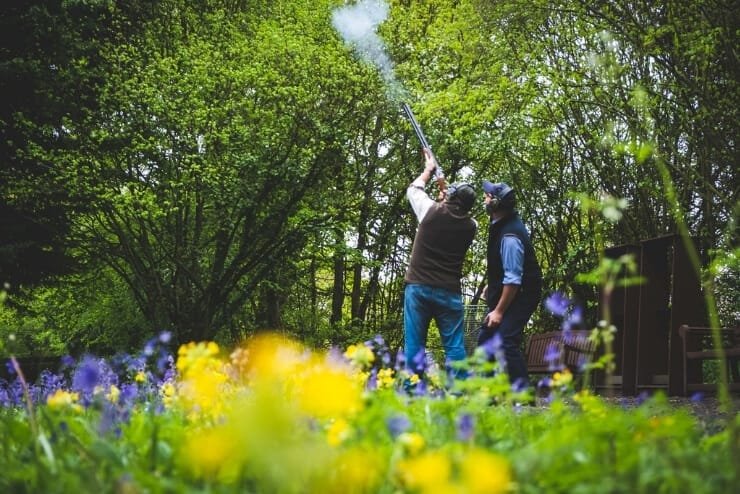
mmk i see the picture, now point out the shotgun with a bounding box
[401,102,447,195]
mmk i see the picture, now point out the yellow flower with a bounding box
[397,451,451,491]
[47,389,82,412]
[573,389,606,418]
[460,448,512,494]
[409,374,420,385]
[551,368,573,387]
[353,370,371,388]
[327,418,352,447]
[182,426,239,480]
[377,368,395,389]
[177,341,221,375]
[160,381,176,408]
[329,448,383,493]
[426,368,443,390]
[242,333,306,382]
[295,360,362,419]
[343,344,375,368]
[174,341,231,419]
[106,384,120,404]
[398,432,425,455]
[135,371,147,383]
[179,368,228,418]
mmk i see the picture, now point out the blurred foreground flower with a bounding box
[398,432,425,455]
[326,418,351,446]
[460,447,512,494]
[328,447,383,493]
[183,426,240,481]
[397,451,452,492]
[294,357,363,419]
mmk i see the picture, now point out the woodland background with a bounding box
[1,0,737,357]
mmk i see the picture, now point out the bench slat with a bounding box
[526,330,596,374]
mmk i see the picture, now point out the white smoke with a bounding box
[332,0,404,100]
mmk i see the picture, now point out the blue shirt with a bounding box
[501,235,524,284]
[491,217,524,284]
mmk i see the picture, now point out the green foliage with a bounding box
[1,0,736,354]
[0,268,149,357]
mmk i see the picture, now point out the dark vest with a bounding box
[486,213,542,308]
[405,203,477,293]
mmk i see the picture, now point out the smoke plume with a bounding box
[332,0,405,100]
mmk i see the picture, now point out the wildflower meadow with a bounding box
[1,325,737,493]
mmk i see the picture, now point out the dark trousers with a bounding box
[477,293,540,387]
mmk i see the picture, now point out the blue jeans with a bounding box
[404,283,467,376]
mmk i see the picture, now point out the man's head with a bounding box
[482,180,515,215]
[445,182,476,213]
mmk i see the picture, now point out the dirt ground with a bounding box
[599,394,740,434]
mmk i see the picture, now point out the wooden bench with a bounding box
[678,325,740,395]
[526,330,597,374]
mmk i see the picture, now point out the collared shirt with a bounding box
[491,217,524,285]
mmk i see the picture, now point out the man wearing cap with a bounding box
[404,149,477,377]
[477,180,543,388]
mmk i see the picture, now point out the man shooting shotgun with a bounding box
[401,102,477,380]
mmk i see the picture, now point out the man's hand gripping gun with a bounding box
[401,103,447,198]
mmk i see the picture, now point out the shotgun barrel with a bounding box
[401,103,444,182]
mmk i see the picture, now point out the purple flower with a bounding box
[636,391,650,405]
[366,368,378,391]
[72,357,102,394]
[544,342,562,371]
[690,392,704,403]
[156,354,172,375]
[123,355,146,374]
[120,383,139,404]
[481,333,503,358]
[545,292,571,317]
[411,349,427,373]
[394,350,406,371]
[511,377,529,392]
[99,403,118,434]
[413,379,428,396]
[562,306,584,332]
[144,338,157,356]
[456,413,475,441]
[158,331,172,344]
[386,414,411,438]
[38,370,65,400]
[5,360,15,375]
[60,355,75,368]
[7,380,24,406]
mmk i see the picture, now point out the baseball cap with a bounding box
[482,180,514,200]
